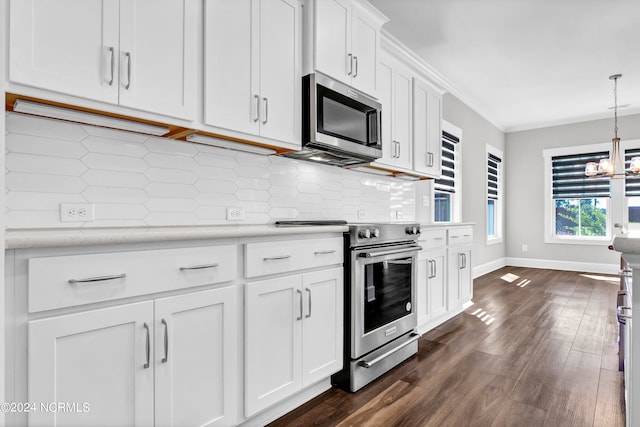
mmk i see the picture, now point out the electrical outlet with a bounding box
[60,203,95,222]
[422,196,430,207]
[522,244,528,252]
[358,210,368,220]
[395,211,403,220]
[226,207,245,221]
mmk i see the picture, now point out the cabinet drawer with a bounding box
[447,227,473,246]
[28,245,238,313]
[245,237,343,278]
[419,229,446,250]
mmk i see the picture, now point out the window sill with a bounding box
[544,236,611,246]
[486,237,503,246]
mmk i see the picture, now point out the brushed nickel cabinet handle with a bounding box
[296,289,303,321]
[347,53,353,76]
[353,56,358,78]
[124,52,132,90]
[143,322,150,369]
[305,288,312,319]
[263,255,291,261]
[179,263,219,271]
[107,46,115,86]
[253,94,260,122]
[68,273,126,285]
[262,97,268,125]
[314,250,336,255]
[161,319,168,364]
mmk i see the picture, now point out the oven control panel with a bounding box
[350,223,420,246]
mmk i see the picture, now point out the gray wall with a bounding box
[505,113,640,269]
[442,93,506,273]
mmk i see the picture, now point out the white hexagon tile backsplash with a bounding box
[4,112,416,228]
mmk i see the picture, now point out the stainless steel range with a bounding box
[333,222,421,392]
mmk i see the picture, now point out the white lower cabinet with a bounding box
[245,267,343,417]
[416,226,473,333]
[28,287,237,427]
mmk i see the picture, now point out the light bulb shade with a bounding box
[599,158,614,176]
[631,157,640,174]
[585,162,599,177]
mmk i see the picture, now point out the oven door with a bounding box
[351,243,419,358]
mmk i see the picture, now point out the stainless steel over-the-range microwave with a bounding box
[283,73,382,167]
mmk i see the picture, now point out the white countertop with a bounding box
[5,224,349,249]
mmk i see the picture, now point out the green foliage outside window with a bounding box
[555,198,607,237]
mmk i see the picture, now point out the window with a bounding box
[626,148,640,232]
[486,146,503,243]
[434,123,461,222]
[551,152,610,238]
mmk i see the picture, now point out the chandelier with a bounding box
[585,74,640,177]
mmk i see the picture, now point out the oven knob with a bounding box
[359,229,371,239]
[372,228,380,238]
[406,226,418,235]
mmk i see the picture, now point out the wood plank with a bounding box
[485,325,548,380]
[543,350,602,426]
[437,375,516,427]
[571,314,607,355]
[490,399,547,427]
[593,368,625,427]
[334,380,426,427]
[510,338,572,410]
[475,315,532,356]
[545,307,583,342]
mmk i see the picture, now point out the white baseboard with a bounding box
[505,257,619,275]
[473,258,507,278]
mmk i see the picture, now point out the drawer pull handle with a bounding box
[143,322,150,369]
[68,273,126,285]
[161,319,169,364]
[263,255,291,261]
[314,250,336,255]
[179,263,219,271]
[463,234,472,237]
[433,237,444,241]
[451,235,460,239]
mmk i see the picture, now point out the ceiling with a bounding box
[368,0,640,132]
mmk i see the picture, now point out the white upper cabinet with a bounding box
[413,77,442,177]
[9,0,198,120]
[373,55,413,170]
[204,0,302,150]
[9,0,120,104]
[308,0,388,96]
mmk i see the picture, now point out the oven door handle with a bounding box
[359,333,420,369]
[358,246,422,258]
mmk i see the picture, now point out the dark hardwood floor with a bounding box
[268,267,626,427]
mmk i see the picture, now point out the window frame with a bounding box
[433,120,462,223]
[486,144,503,245]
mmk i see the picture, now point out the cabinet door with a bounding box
[392,64,413,169]
[374,58,395,167]
[350,7,378,95]
[28,302,154,427]
[119,0,197,119]
[429,248,447,319]
[301,268,343,387]
[314,0,351,85]
[10,0,119,103]
[204,0,258,135]
[258,0,302,145]
[416,251,430,325]
[447,246,462,310]
[155,287,238,427]
[245,275,303,417]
